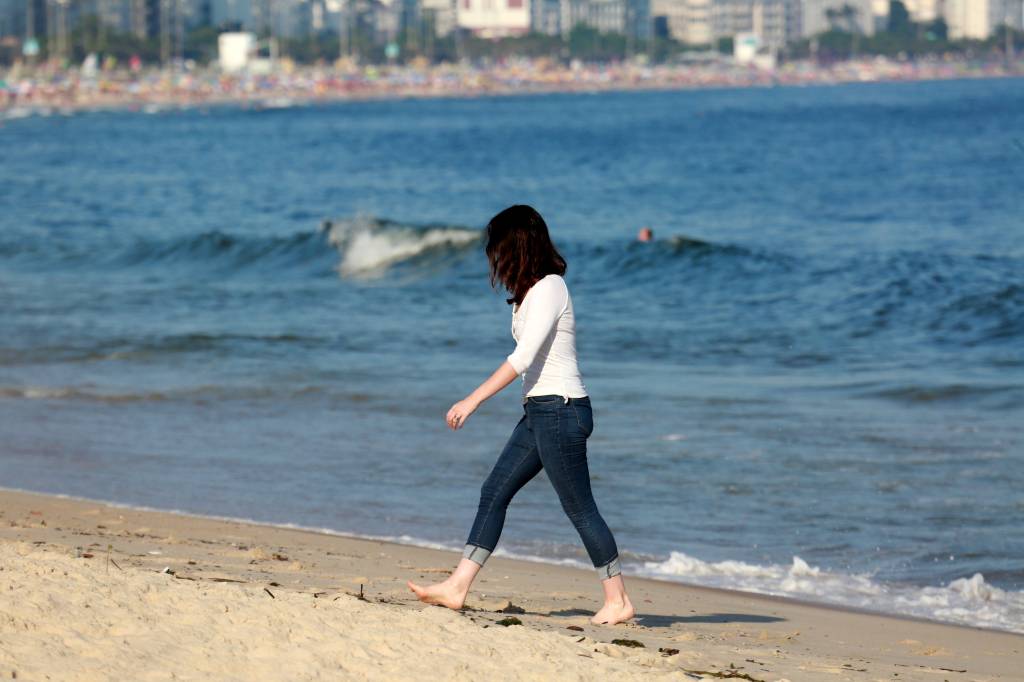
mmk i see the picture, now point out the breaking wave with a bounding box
[0,216,482,279]
[3,218,1021,353]
[637,551,1024,634]
[321,216,481,277]
[0,383,376,404]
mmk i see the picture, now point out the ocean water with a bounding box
[2,78,1022,633]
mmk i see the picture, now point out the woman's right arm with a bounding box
[446,361,519,430]
[446,277,566,430]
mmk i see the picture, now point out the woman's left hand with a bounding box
[446,398,479,430]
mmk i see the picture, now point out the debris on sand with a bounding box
[611,639,645,648]
[496,601,525,614]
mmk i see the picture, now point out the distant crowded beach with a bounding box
[2,55,1022,116]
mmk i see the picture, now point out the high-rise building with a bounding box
[503,0,653,39]
[1007,0,1024,29]
[210,0,254,31]
[800,0,874,36]
[711,0,751,38]
[457,0,530,36]
[782,0,800,41]
[421,0,456,35]
[650,0,711,44]
[530,0,559,33]
[711,0,792,46]
[945,0,987,38]
[905,0,940,22]
[651,0,799,48]
[556,0,650,38]
[651,0,685,41]
[0,0,48,41]
[752,0,785,47]
[946,0,1022,39]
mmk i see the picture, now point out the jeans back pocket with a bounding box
[572,403,594,437]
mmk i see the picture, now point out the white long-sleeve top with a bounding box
[506,274,588,402]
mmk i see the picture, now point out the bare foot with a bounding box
[591,597,635,625]
[407,579,467,610]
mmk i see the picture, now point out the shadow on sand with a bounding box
[547,609,785,627]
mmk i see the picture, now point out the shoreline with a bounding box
[3,63,1021,120]
[1,484,1018,637]
[1,486,1019,681]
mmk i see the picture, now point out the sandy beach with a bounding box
[3,59,1022,120]
[0,488,1018,681]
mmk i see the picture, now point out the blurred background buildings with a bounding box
[0,0,1021,65]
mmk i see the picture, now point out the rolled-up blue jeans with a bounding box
[462,394,621,580]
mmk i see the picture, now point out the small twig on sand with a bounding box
[264,587,276,599]
[680,668,764,681]
[895,663,967,674]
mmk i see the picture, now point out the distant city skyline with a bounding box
[1,0,1021,63]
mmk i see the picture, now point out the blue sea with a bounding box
[2,77,1022,633]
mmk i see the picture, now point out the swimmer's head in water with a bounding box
[637,227,653,242]
[485,204,567,306]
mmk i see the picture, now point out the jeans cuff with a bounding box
[463,544,492,567]
[596,555,621,580]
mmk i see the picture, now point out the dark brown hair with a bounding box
[485,205,567,306]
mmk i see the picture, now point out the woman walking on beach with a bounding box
[407,205,634,626]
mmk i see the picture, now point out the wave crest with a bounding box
[321,216,480,277]
[0,383,376,404]
[1,215,481,279]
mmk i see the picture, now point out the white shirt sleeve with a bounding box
[506,276,567,375]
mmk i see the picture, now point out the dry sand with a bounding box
[0,488,1019,681]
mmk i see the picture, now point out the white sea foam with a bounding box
[2,386,76,399]
[0,385,169,403]
[324,217,479,277]
[639,551,1024,633]
[0,385,138,401]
